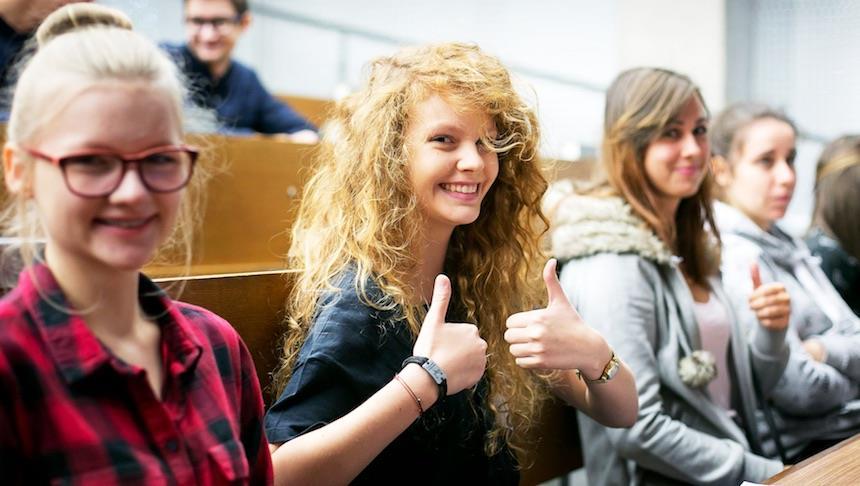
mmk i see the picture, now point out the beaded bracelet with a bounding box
[394,373,424,415]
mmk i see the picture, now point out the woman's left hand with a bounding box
[748,262,791,331]
[504,259,612,378]
[802,338,827,362]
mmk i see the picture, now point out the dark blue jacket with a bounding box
[163,43,316,135]
[0,17,32,113]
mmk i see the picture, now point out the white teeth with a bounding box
[103,219,148,228]
[441,183,478,194]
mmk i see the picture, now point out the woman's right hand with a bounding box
[748,262,791,331]
[412,275,488,396]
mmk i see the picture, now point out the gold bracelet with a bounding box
[394,373,424,415]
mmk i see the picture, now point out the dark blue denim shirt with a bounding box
[265,270,518,485]
[162,43,316,135]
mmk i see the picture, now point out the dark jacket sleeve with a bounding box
[248,70,317,135]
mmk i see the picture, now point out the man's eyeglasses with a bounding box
[23,145,199,198]
[185,16,242,32]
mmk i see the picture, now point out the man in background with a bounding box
[166,0,318,141]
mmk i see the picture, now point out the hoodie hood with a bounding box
[713,201,805,268]
[546,180,672,263]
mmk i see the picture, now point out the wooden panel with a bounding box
[520,398,583,485]
[765,433,860,484]
[275,94,334,128]
[146,136,315,277]
[548,157,598,184]
[155,270,290,405]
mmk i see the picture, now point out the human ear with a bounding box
[711,155,733,188]
[3,144,31,197]
[238,12,251,33]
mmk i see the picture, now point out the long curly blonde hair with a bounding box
[274,42,551,458]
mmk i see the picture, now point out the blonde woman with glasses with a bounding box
[0,4,271,483]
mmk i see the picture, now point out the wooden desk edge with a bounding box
[764,433,860,483]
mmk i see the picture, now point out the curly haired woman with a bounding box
[264,43,637,485]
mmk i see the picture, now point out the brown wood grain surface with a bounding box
[146,136,315,277]
[275,94,334,128]
[765,433,860,485]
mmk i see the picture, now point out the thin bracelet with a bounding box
[394,374,424,415]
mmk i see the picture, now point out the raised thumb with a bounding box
[543,258,566,305]
[750,262,763,290]
[424,274,451,326]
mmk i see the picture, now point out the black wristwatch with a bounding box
[402,356,447,399]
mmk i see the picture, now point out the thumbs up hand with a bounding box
[505,259,612,378]
[412,275,488,396]
[748,262,791,331]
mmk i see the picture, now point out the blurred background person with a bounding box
[806,134,860,316]
[712,103,860,461]
[547,68,789,485]
[0,0,90,113]
[164,0,318,141]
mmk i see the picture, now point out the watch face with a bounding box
[603,356,621,381]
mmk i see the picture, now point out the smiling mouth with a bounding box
[95,216,155,229]
[675,166,700,173]
[440,183,479,194]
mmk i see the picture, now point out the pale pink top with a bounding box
[693,294,734,412]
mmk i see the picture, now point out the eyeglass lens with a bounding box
[62,150,194,197]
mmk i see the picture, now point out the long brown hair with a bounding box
[274,42,551,457]
[591,67,719,286]
[810,134,860,260]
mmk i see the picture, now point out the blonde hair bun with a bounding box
[36,3,133,47]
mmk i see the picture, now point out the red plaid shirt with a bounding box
[0,265,273,485]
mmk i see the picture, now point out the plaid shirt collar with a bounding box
[18,264,203,385]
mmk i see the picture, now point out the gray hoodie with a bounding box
[547,184,786,485]
[715,201,860,452]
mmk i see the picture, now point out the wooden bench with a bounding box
[521,398,582,485]
[276,94,334,129]
[146,136,315,277]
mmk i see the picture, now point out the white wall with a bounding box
[98,0,727,161]
[617,0,726,110]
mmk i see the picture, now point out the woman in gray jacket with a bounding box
[547,68,791,485]
[711,103,860,459]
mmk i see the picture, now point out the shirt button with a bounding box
[165,439,179,453]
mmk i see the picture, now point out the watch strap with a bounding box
[402,355,448,399]
[576,350,621,384]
